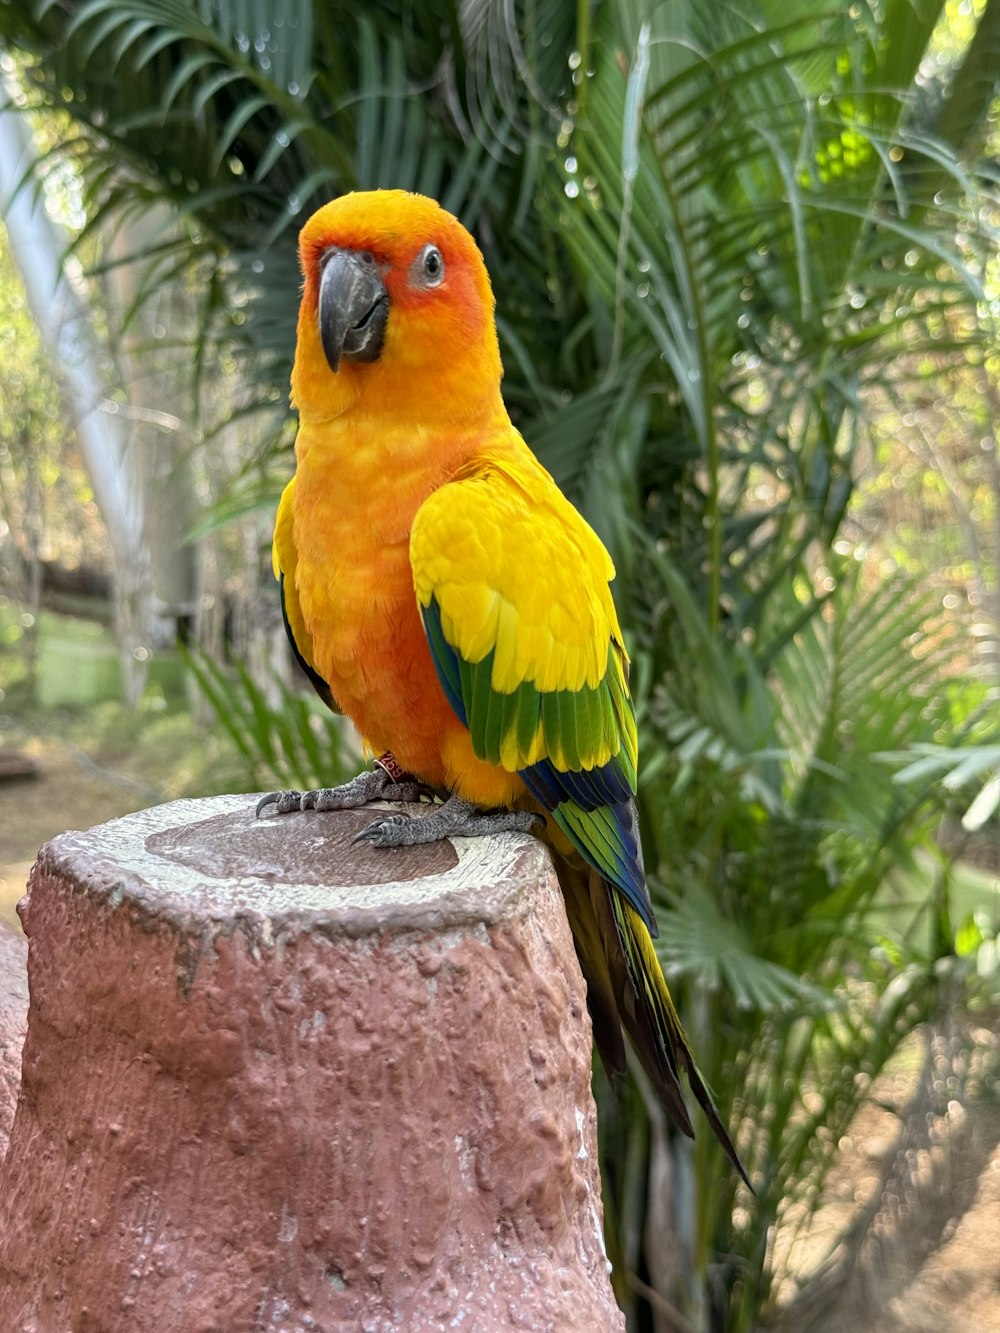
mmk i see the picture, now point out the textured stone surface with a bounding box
[0,919,28,1164]
[0,795,623,1332]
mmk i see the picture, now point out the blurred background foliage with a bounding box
[0,0,998,1328]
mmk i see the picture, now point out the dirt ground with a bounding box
[0,734,160,928]
[772,1038,1000,1331]
[0,701,235,928]
[0,734,998,1330]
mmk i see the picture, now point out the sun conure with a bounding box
[259,189,748,1186]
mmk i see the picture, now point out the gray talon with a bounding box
[256,791,302,818]
[255,767,412,821]
[349,796,543,849]
[352,815,411,848]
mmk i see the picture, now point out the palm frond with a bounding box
[182,642,355,790]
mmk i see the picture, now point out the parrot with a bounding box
[258,189,748,1187]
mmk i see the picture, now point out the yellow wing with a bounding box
[410,445,652,931]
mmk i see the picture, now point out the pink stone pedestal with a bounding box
[0,795,623,1332]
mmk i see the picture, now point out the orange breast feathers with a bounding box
[289,452,527,809]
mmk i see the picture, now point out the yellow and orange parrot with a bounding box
[259,189,747,1184]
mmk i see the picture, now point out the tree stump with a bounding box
[0,794,623,1333]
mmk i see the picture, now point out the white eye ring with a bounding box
[414,243,445,288]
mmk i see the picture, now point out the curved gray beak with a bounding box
[318,249,388,373]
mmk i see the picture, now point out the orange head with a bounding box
[291,190,504,427]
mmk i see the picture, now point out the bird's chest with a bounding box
[290,463,447,748]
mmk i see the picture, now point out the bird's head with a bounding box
[291,190,503,425]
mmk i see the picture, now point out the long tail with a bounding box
[559,857,751,1190]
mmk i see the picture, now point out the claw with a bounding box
[256,791,302,818]
[352,814,410,847]
[256,793,278,818]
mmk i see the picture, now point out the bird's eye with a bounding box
[414,244,445,289]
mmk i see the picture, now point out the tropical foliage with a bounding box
[182,642,354,793]
[2,0,998,1326]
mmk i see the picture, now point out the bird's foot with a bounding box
[352,794,543,849]
[256,753,434,818]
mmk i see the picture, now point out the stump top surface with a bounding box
[34,796,548,938]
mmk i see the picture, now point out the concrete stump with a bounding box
[0,794,623,1333]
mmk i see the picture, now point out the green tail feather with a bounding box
[596,874,752,1190]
